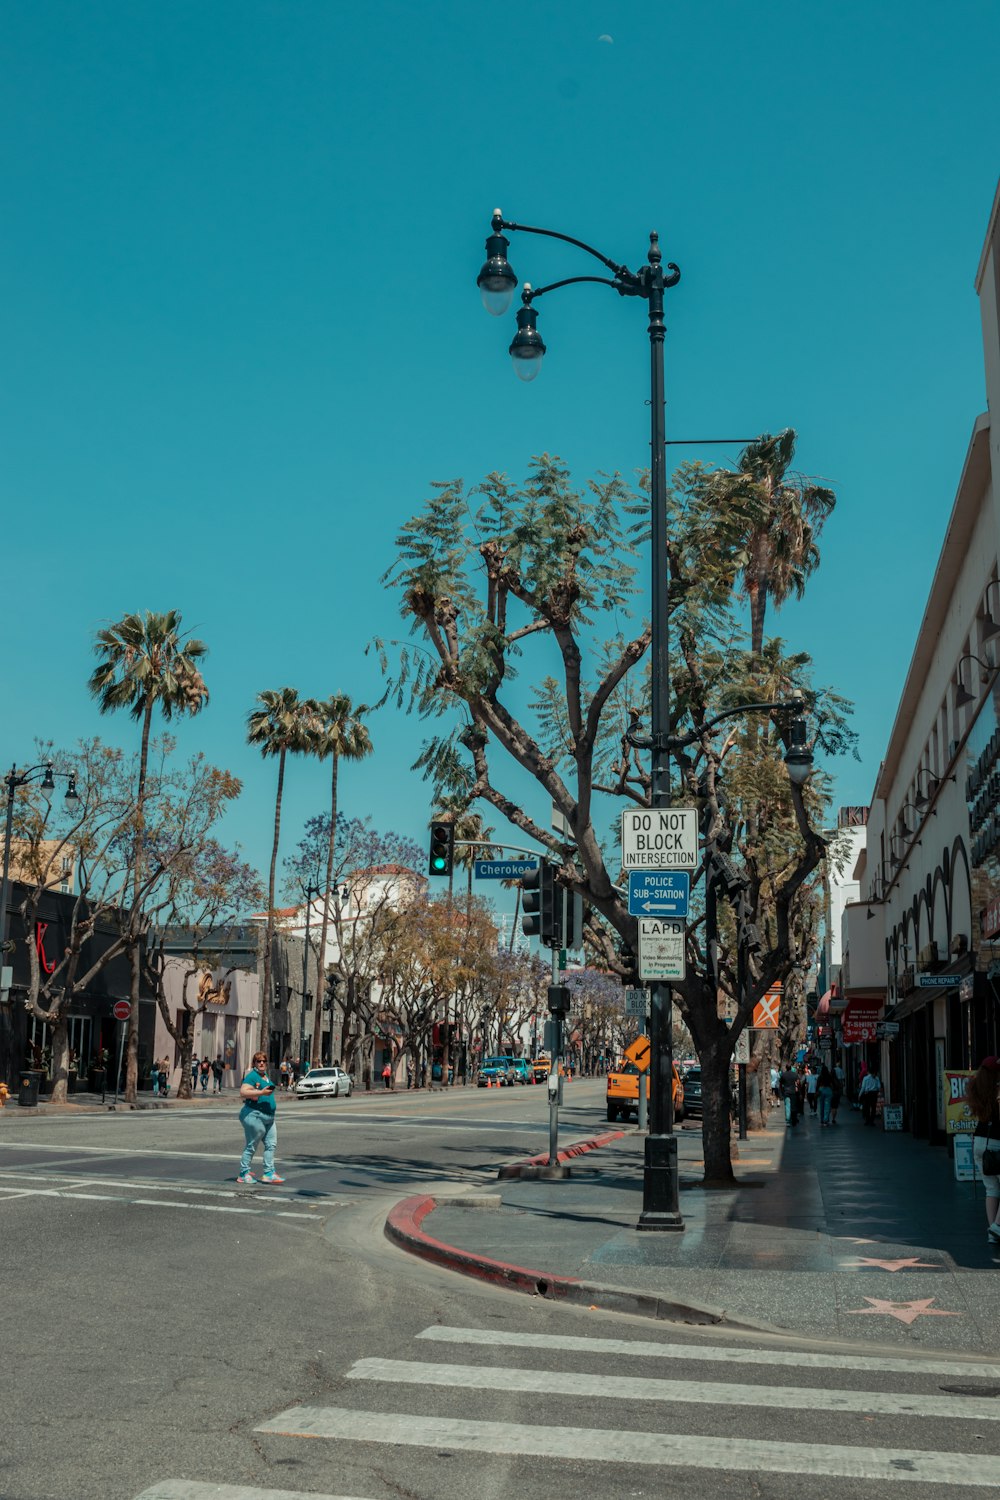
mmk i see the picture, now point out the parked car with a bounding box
[507,1057,532,1085]
[478,1055,513,1087]
[295,1066,353,1099]
[681,1065,702,1117]
[532,1057,552,1084]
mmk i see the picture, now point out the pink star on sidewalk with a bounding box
[842,1257,939,1271]
[846,1297,959,1326]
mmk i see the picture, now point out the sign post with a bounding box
[112,1000,131,1105]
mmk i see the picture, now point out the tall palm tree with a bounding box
[304,693,374,1067]
[89,610,209,1100]
[247,688,313,1054]
[705,430,835,659]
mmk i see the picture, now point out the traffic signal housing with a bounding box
[521,860,561,948]
[428,821,454,877]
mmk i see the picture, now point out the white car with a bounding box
[295,1066,353,1099]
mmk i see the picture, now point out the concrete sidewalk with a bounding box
[391,1105,1000,1353]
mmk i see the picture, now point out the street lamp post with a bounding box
[299,882,319,1072]
[478,209,683,1228]
[477,212,815,1227]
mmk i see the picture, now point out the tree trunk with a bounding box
[311,752,339,1068]
[125,698,155,1104]
[748,576,768,662]
[259,747,286,1056]
[48,1010,70,1103]
[698,1033,736,1183]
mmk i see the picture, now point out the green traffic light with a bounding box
[432,856,447,871]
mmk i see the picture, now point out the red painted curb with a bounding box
[496,1127,626,1179]
[385,1193,582,1300]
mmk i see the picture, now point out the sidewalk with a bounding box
[390,1104,1000,1353]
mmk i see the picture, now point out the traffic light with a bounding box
[521,860,561,947]
[428,821,454,877]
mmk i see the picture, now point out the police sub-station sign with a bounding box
[621,809,698,870]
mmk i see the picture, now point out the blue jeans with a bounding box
[239,1106,277,1176]
[818,1085,833,1123]
[784,1094,798,1125]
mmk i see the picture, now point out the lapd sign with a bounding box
[639,918,686,981]
[621,808,698,870]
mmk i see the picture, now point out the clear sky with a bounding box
[4,0,999,900]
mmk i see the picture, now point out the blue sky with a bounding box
[3,0,998,904]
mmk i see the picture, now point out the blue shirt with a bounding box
[243,1068,276,1117]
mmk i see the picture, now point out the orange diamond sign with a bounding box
[752,984,782,1029]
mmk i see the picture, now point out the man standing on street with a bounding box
[780,1063,800,1127]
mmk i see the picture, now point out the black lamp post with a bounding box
[478,208,683,1227]
[1,762,79,983]
[299,881,320,1068]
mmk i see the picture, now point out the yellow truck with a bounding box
[606,1034,685,1123]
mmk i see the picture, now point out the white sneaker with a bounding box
[988,1221,1000,1243]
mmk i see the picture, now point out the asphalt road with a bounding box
[3,1081,998,1500]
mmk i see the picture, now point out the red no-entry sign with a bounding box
[112,1000,131,1021]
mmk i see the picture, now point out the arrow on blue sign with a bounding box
[474,859,538,880]
[628,869,690,918]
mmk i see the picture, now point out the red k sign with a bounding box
[35,922,56,975]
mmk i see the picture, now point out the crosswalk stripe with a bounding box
[0,1186,316,1219]
[417,1324,1000,1380]
[255,1406,994,1484]
[346,1356,1000,1423]
[135,1483,373,1500]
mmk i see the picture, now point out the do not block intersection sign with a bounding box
[621,808,698,870]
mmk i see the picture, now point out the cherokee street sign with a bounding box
[638,917,686,981]
[628,871,690,919]
[473,859,537,880]
[621,808,699,871]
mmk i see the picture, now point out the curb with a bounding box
[497,1128,625,1179]
[384,1192,732,1325]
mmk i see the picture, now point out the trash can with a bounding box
[88,1067,106,1094]
[18,1071,41,1107]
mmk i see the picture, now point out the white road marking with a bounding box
[348,1357,1000,1423]
[0,1169,247,1197]
[418,1324,1000,1380]
[0,1185,317,1218]
[0,1142,243,1162]
[136,1484,372,1500]
[255,1406,995,1483]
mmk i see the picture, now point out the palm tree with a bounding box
[247,688,313,1054]
[89,610,209,1100]
[705,430,835,659]
[304,694,374,1067]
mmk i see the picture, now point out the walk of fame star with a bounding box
[841,1257,939,1271]
[846,1297,959,1325]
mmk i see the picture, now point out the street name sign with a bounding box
[638,918,686,981]
[624,988,650,1017]
[628,870,690,919]
[621,808,698,871]
[474,859,537,880]
[112,1000,131,1021]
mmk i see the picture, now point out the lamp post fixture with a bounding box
[478,208,682,1227]
[299,881,320,1070]
[1,762,79,988]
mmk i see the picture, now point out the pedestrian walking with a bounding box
[769,1066,780,1106]
[381,1062,392,1090]
[190,1054,199,1092]
[212,1055,224,1094]
[805,1066,819,1116]
[831,1063,844,1125]
[237,1050,283,1185]
[779,1064,800,1127]
[966,1056,1000,1241]
[279,1058,290,1091]
[817,1064,834,1126]
[859,1067,881,1125]
[158,1058,170,1097]
[199,1057,211,1092]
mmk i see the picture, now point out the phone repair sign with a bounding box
[621,809,699,870]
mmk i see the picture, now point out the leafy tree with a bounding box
[246,687,312,1053]
[376,449,852,1180]
[143,839,264,1099]
[89,609,208,1100]
[695,430,835,659]
[302,694,374,1066]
